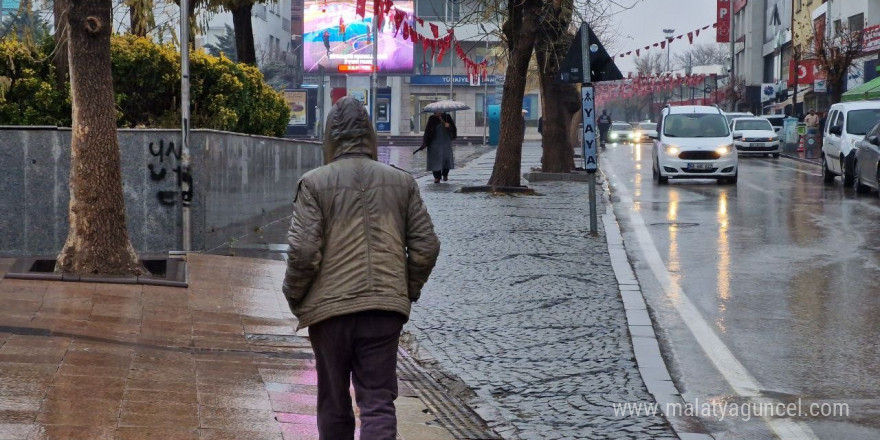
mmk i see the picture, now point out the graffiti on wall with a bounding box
[147,140,193,207]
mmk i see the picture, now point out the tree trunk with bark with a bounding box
[129,1,148,37]
[488,0,542,187]
[56,0,143,276]
[534,0,579,173]
[231,3,256,65]
[52,0,69,87]
[536,52,579,172]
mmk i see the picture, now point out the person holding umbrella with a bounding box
[414,110,457,183]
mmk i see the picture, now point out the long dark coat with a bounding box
[422,113,457,171]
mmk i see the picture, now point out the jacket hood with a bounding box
[323,96,378,163]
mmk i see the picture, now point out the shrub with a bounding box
[0,37,70,126]
[0,35,290,137]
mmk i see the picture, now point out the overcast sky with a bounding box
[604,0,720,76]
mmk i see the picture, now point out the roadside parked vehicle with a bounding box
[853,120,880,194]
[760,114,786,133]
[731,117,781,157]
[634,121,657,143]
[651,105,738,185]
[821,101,880,186]
[722,111,754,126]
[608,122,636,145]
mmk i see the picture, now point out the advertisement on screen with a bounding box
[303,0,414,74]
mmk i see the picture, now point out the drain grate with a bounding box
[397,349,501,440]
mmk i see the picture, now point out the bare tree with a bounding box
[56,0,142,275]
[487,0,543,187]
[810,24,863,104]
[673,43,728,70]
[634,52,663,76]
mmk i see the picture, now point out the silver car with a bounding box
[854,120,880,194]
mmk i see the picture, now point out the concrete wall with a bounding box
[0,127,323,257]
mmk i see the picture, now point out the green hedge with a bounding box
[0,35,290,137]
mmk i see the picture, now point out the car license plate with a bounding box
[688,163,713,170]
[750,143,765,147]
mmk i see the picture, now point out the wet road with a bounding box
[602,142,880,439]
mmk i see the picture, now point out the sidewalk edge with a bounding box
[599,171,715,440]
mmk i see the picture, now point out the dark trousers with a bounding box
[432,169,449,180]
[308,311,405,440]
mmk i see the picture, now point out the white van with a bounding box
[821,101,880,185]
[651,105,738,184]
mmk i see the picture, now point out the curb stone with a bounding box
[599,171,715,440]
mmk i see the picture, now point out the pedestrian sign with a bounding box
[581,85,598,172]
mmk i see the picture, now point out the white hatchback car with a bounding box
[731,117,781,157]
[651,105,738,184]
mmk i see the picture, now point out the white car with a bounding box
[651,105,738,184]
[634,121,657,143]
[822,101,880,186]
[731,117,781,157]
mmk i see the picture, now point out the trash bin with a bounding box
[804,133,821,159]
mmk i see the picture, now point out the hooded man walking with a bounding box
[283,96,441,440]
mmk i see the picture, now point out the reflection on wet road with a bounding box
[603,142,880,440]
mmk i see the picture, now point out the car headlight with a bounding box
[664,144,680,155]
[629,133,636,138]
[717,144,733,155]
[610,133,618,139]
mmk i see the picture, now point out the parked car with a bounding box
[730,117,781,157]
[722,111,754,126]
[634,121,657,143]
[651,105,738,184]
[821,101,880,186]
[608,122,636,144]
[853,119,880,194]
[760,114,786,133]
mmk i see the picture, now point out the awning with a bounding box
[842,76,880,102]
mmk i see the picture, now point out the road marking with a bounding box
[604,164,820,440]
[749,158,822,177]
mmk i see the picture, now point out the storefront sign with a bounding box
[717,0,731,43]
[863,24,880,54]
[410,75,505,86]
[814,79,827,93]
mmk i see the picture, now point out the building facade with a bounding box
[295,0,538,137]
[734,0,880,114]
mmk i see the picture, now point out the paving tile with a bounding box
[279,422,319,440]
[27,424,115,440]
[199,428,283,440]
[118,401,199,427]
[114,427,199,440]
[123,389,198,405]
[0,423,35,440]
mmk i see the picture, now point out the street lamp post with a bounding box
[663,28,675,73]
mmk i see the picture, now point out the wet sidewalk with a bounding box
[0,255,461,440]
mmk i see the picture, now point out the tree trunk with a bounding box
[488,0,541,187]
[129,2,147,37]
[231,3,256,65]
[52,0,69,87]
[536,50,579,173]
[56,0,142,276]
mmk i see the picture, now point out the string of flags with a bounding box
[593,74,724,108]
[351,0,489,82]
[612,23,718,60]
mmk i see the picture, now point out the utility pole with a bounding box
[371,7,378,128]
[480,24,490,145]
[790,0,798,118]
[663,28,675,73]
[179,0,192,251]
[729,2,736,111]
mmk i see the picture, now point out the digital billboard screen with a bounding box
[303,0,414,74]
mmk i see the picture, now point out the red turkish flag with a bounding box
[687,32,694,44]
[430,23,439,38]
[355,0,366,18]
